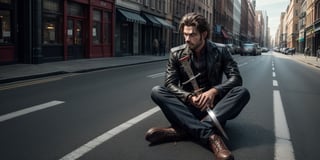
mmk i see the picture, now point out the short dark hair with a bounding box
[179,12,210,39]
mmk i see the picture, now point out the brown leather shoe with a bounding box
[145,127,188,144]
[209,134,234,160]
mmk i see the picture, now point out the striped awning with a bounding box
[118,9,146,24]
[153,17,175,29]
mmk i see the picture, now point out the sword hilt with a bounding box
[179,55,229,140]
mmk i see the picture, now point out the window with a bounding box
[43,15,63,44]
[43,0,63,44]
[0,10,12,44]
[151,0,155,9]
[143,0,149,6]
[68,2,84,17]
[317,2,320,20]
[93,10,102,44]
[43,0,61,12]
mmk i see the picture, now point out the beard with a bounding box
[187,39,204,52]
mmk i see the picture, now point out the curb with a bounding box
[294,56,320,69]
[0,59,167,84]
[0,71,68,84]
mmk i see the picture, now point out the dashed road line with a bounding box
[273,90,295,160]
[273,80,278,86]
[147,72,165,78]
[59,106,160,160]
[272,59,295,160]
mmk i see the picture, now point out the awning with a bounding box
[153,17,175,29]
[143,14,161,27]
[118,9,146,24]
[221,30,230,39]
[298,38,304,42]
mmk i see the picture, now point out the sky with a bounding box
[255,0,290,40]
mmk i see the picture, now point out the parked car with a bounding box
[285,48,296,55]
[234,45,241,54]
[241,43,261,56]
[273,47,280,52]
[261,47,269,52]
[213,42,230,54]
[226,44,235,55]
[256,44,262,55]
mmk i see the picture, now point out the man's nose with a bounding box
[185,35,190,42]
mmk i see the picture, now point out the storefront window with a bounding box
[43,15,63,44]
[93,10,102,44]
[42,0,63,45]
[0,10,12,44]
[67,19,74,45]
[104,12,111,44]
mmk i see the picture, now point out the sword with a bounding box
[179,55,229,140]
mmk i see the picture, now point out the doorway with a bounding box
[67,18,84,59]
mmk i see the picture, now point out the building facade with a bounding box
[298,0,307,52]
[277,0,320,56]
[255,10,264,46]
[0,0,115,64]
[286,0,300,49]
[1,0,268,65]
[314,0,320,52]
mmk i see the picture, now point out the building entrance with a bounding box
[67,18,84,59]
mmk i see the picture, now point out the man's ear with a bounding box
[202,31,208,39]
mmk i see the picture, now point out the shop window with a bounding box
[0,10,12,44]
[42,0,63,45]
[93,10,102,44]
[43,15,63,44]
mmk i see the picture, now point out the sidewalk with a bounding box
[289,52,320,69]
[1,52,319,84]
[0,55,168,84]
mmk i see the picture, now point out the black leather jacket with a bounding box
[165,41,242,102]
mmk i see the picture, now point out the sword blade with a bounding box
[206,108,229,140]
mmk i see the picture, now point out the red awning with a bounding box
[221,30,230,39]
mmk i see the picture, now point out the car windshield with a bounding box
[243,44,254,48]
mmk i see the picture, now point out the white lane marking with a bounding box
[273,72,276,77]
[147,72,165,78]
[0,100,64,122]
[273,90,295,160]
[238,62,248,67]
[273,80,278,86]
[59,106,160,160]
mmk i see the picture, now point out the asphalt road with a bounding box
[0,52,319,160]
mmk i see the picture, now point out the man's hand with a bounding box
[189,88,218,111]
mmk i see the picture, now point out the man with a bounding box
[145,13,250,160]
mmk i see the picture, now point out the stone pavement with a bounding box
[290,53,320,69]
[0,55,168,84]
[0,52,319,84]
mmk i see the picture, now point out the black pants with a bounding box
[151,85,250,144]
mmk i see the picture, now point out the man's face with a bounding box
[183,26,206,51]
